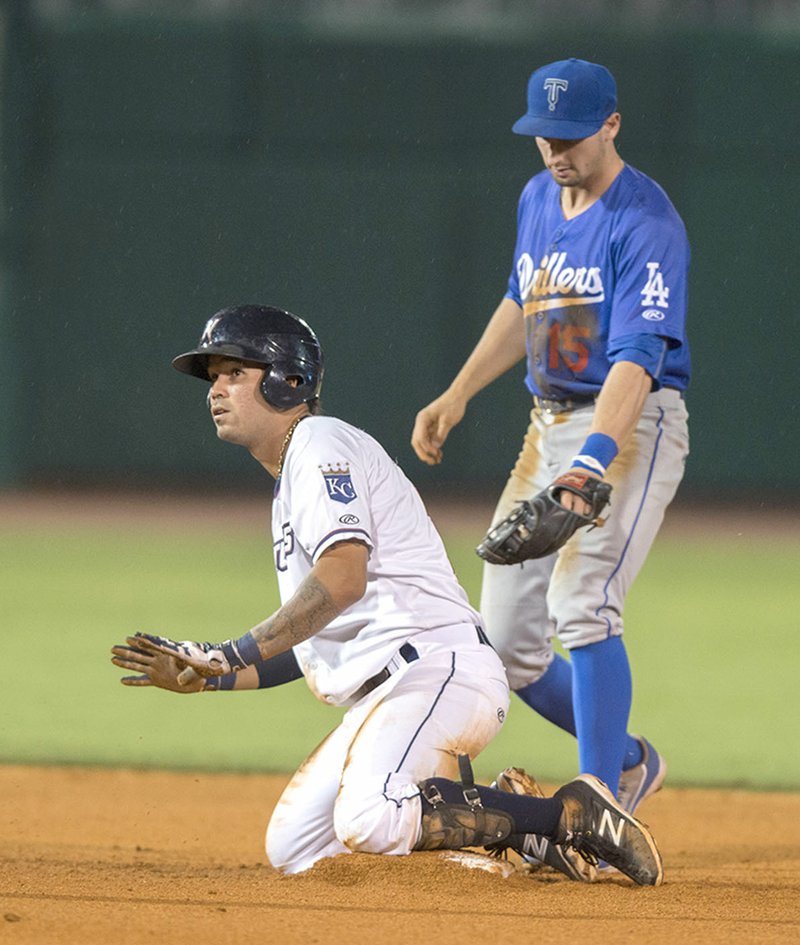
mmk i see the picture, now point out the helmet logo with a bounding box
[200,315,222,345]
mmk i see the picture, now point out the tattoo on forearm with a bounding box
[250,575,340,659]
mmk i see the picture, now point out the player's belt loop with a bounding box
[399,641,419,663]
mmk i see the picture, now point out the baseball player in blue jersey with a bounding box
[412,58,690,876]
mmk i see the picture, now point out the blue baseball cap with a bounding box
[512,58,617,139]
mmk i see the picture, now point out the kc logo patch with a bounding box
[320,463,357,505]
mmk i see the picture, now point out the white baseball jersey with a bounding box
[273,415,482,706]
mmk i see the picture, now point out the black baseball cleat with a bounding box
[494,773,663,886]
[550,774,664,886]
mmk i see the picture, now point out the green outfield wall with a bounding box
[1,9,797,495]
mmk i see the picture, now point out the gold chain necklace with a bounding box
[276,415,307,479]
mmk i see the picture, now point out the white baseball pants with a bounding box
[265,640,509,873]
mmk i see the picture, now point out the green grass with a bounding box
[2,522,798,788]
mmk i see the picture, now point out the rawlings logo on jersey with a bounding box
[517,252,605,315]
[320,464,357,505]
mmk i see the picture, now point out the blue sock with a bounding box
[514,651,643,774]
[571,636,631,796]
[514,654,576,735]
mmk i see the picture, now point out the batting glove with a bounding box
[131,632,249,678]
[110,639,206,693]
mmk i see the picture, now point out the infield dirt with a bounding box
[2,491,798,943]
[1,764,798,945]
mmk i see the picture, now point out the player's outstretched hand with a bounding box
[411,391,467,466]
[110,638,205,693]
[128,632,238,678]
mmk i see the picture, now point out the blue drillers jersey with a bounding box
[505,163,691,400]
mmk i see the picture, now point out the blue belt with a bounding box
[350,626,490,703]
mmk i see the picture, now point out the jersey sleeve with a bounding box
[505,179,536,306]
[608,200,690,351]
[607,331,669,385]
[285,425,375,564]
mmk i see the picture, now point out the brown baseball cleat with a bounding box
[492,767,596,883]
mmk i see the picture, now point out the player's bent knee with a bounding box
[264,820,296,872]
[265,814,322,874]
[558,622,622,650]
[333,783,420,857]
[266,821,342,875]
[482,608,553,686]
[493,640,553,691]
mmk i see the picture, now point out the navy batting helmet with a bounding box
[172,304,324,409]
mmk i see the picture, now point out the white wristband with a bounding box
[570,454,607,476]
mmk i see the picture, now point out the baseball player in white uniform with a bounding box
[111,304,663,885]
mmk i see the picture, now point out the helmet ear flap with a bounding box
[260,360,317,409]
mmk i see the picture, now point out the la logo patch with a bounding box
[320,463,357,505]
[640,261,670,308]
